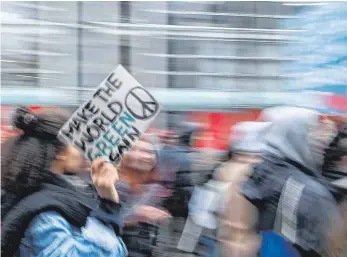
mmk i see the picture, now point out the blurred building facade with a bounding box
[2,1,345,145]
[1,1,299,95]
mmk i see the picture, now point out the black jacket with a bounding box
[241,156,342,257]
[1,172,122,257]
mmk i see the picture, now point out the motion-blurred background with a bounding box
[1,1,346,149]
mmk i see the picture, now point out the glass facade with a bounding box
[1,1,300,102]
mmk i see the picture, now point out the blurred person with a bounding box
[153,130,194,253]
[115,137,170,224]
[1,107,127,257]
[115,137,171,257]
[176,121,213,184]
[215,121,271,257]
[259,107,347,256]
[240,107,342,257]
[259,2,347,250]
[323,120,347,183]
[178,122,204,148]
[158,131,192,217]
[157,131,181,184]
[327,122,347,257]
[259,106,344,197]
[320,118,347,212]
[177,121,270,257]
[276,4,347,254]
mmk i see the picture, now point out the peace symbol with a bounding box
[125,87,159,120]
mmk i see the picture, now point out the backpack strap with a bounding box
[274,176,305,244]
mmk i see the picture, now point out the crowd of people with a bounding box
[2,2,347,257]
[1,105,346,257]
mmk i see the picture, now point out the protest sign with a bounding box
[58,65,161,163]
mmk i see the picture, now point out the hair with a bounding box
[322,121,347,180]
[1,106,70,197]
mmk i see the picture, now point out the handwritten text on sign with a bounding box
[58,65,160,163]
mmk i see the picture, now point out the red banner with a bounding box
[189,110,261,150]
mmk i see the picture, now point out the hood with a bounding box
[263,108,321,173]
[230,121,271,154]
[259,106,316,122]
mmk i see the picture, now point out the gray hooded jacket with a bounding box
[241,108,342,256]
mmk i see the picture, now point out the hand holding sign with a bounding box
[58,65,161,164]
[91,158,119,203]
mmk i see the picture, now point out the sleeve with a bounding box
[121,184,167,223]
[25,211,128,257]
[296,186,343,256]
[135,184,167,207]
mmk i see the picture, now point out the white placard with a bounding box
[58,65,161,163]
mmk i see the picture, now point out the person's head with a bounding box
[229,121,271,162]
[258,106,305,122]
[52,145,90,174]
[118,138,159,185]
[1,107,86,196]
[323,120,347,177]
[262,106,339,173]
[178,122,206,147]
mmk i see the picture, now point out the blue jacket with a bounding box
[1,173,128,257]
[20,211,128,257]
